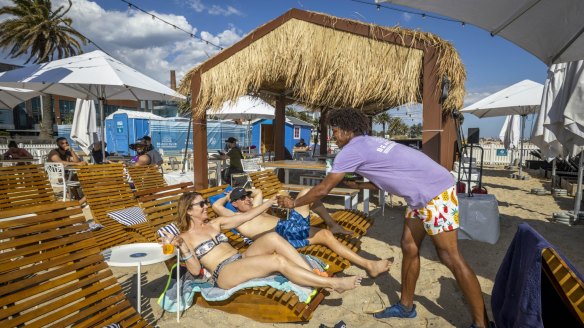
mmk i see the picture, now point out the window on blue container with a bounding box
[293,126,300,139]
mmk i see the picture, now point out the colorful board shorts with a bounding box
[405,185,459,235]
[275,209,310,248]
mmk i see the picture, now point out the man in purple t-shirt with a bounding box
[277,108,488,328]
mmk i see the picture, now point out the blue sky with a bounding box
[0,0,548,138]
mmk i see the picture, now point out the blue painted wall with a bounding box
[251,118,312,156]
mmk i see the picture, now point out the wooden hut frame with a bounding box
[179,9,466,189]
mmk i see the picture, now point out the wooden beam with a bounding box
[191,70,209,189]
[274,96,286,161]
[319,109,328,156]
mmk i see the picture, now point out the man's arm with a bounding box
[47,150,69,165]
[343,180,379,191]
[211,194,236,217]
[278,172,346,208]
[216,198,276,230]
[250,189,263,207]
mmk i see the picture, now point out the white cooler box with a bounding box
[457,193,500,244]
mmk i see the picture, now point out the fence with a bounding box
[464,142,540,165]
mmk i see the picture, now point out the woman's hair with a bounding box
[327,108,370,136]
[176,191,202,231]
[8,140,17,148]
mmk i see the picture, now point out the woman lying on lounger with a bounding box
[162,191,361,292]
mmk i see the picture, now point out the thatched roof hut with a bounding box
[182,9,466,189]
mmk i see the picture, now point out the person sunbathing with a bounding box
[212,187,393,278]
[162,191,362,292]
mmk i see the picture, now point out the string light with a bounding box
[351,0,466,25]
[120,0,223,50]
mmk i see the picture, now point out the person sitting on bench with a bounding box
[212,187,393,278]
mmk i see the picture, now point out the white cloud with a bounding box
[463,91,491,106]
[402,13,412,22]
[188,0,242,16]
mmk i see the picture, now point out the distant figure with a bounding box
[219,137,244,183]
[47,137,88,165]
[3,140,33,165]
[91,141,110,164]
[129,139,152,166]
[294,138,308,149]
[142,135,163,166]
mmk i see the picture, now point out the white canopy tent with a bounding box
[462,79,544,175]
[375,0,584,65]
[531,60,584,223]
[0,50,185,158]
[499,115,521,167]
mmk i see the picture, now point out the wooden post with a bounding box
[274,96,286,161]
[191,71,209,189]
[422,48,456,170]
[320,109,328,156]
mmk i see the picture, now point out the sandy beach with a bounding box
[110,165,584,327]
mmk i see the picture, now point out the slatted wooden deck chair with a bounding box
[135,182,196,232]
[76,163,157,247]
[248,170,374,237]
[0,164,56,211]
[126,165,167,192]
[0,201,152,328]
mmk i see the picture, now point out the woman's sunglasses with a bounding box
[190,200,208,209]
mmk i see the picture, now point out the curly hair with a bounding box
[176,191,202,231]
[327,108,370,136]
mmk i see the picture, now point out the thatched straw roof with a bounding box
[179,9,466,117]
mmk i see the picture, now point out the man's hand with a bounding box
[343,180,360,189]
[329,223,355,236]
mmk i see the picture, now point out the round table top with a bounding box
[101,242,174,267]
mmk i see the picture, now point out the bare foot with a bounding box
[366,257,394,278]
[329,224,354,236]
[331,275,362,293]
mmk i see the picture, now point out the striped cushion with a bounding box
[102,324,120,328]
[106,207,147,226]
[157,223,180,237]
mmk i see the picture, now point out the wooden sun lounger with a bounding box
[249,170,374,236]
[126,165,167,192]
[0,164,56,211]
[0,202,152,327]
[76,163,157,248]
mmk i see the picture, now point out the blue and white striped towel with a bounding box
[106,207,147,226]
[157,223,180,237]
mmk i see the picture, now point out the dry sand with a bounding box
[110,165,584,327]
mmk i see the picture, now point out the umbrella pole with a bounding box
[552,158,557,188]
[99,95,106,161]
[519,114,526,176]
[573,154,584,225]
[182,115,192,173]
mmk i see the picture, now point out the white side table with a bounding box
[102,243,181,321]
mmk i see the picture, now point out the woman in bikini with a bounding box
[163,191,361,292]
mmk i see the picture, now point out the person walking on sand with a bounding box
[277,108,489,328]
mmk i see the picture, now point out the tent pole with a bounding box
[573,153,583,225]
[99,87,106,161]
[182,115,192,173]
[551,158,557,188]
[519,114,526,176]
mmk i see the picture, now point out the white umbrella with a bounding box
[499,115,521,167]
[531,60,584,223]
[209,96,275,151]
[375,0,584,65]
[462,79,544,175]
[0,50,185,157]
[0,86,41,109]
[70,99,98,155]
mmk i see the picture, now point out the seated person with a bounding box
[294,138,310,151]
[161,191,361,292]
[212,187,392,277]
[129,139,152,166]
[91,141,110,164]
[3,140,33,164]
[219,137,244,183]
[47,137,88,165]
[143,135,164,166]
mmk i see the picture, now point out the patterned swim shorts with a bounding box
[405,185,459,235]
[275,209,310,248]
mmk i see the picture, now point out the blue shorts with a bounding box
[275,209,310,248]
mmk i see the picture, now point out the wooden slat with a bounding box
[0,164,56,211]
[0,202,152,327]
[127,165,167,192]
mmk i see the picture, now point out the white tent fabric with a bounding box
[209,96,275,120]
[461,79,543,118]
[70,99,98,155]
[531,60,584,222]
[0,86,41,109]
[499,115,521,150]
[375,0,584,65]
[105,108,166,121]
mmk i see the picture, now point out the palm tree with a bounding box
[373,112,390,138]
[0,0,87,139]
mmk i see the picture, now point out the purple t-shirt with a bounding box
[331,135,455,209]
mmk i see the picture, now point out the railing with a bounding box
[465,142,540,165]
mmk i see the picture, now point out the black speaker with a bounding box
[467,128,480,144]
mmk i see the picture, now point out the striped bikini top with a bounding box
[193,233,229,260]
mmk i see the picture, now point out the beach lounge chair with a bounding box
[492,223,584,327]
[0,201,153,327]
[248,170,373,236]
[0,164,56,210]
[76,163,157,248]
[126,164,167,192]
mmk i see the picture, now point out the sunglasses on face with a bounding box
[190,200,208,209]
